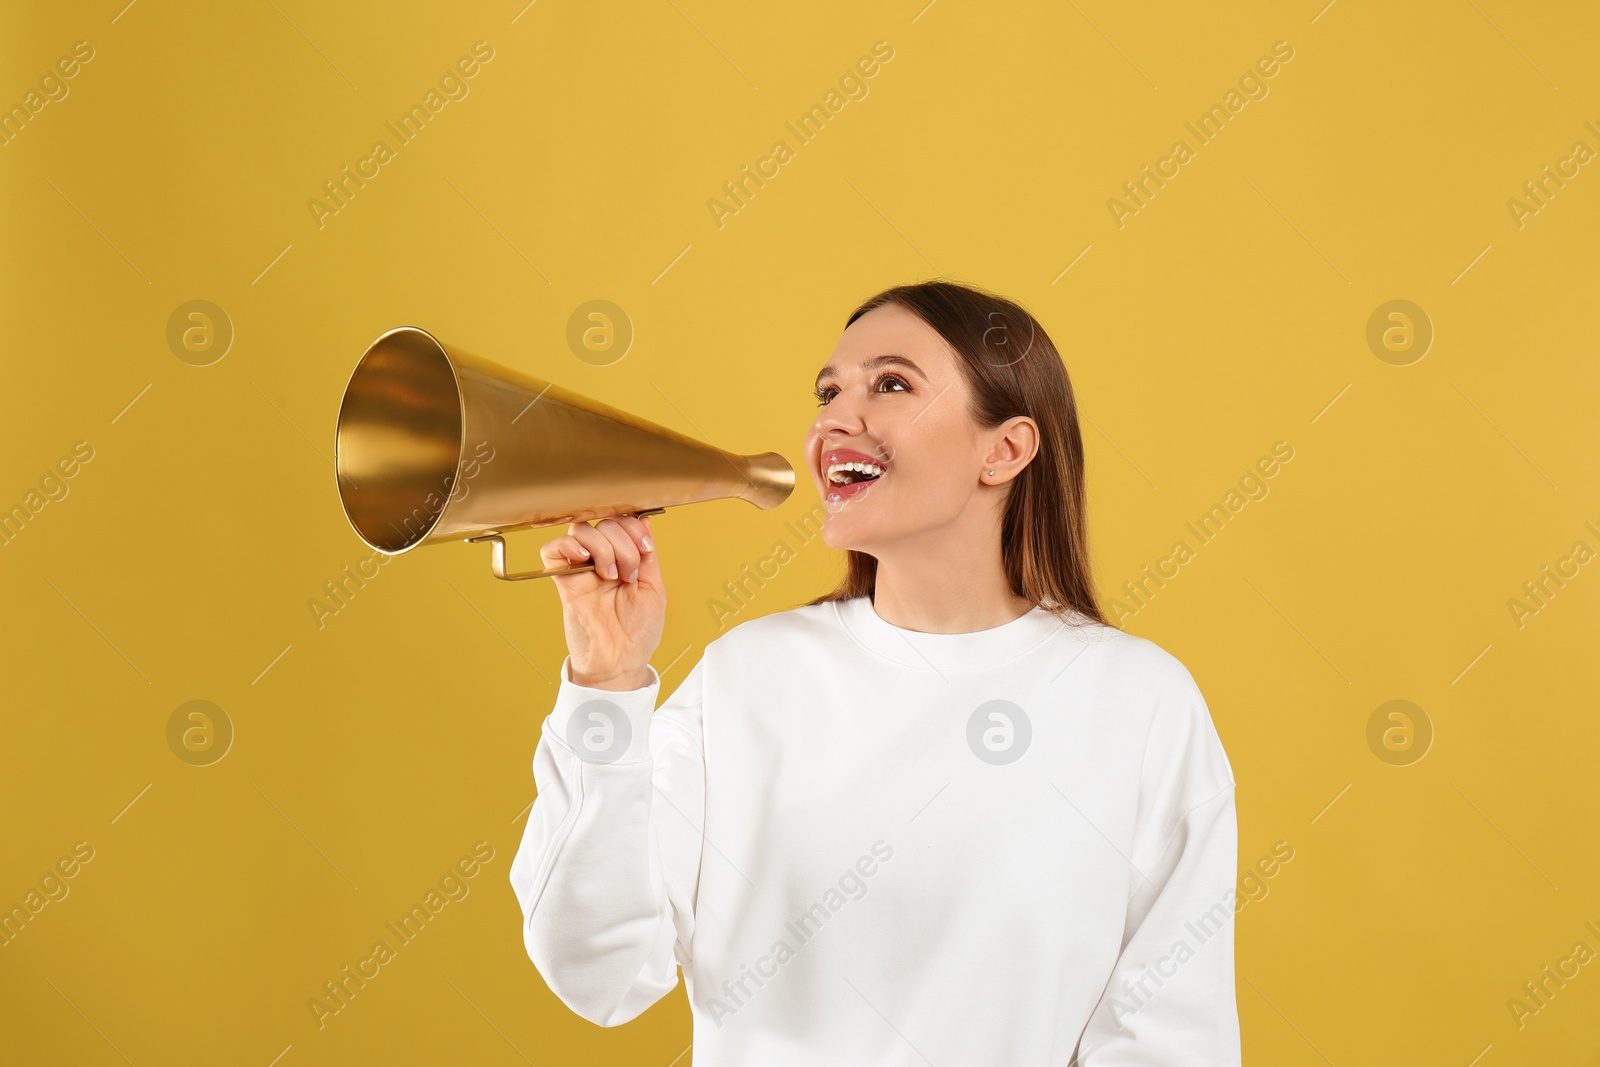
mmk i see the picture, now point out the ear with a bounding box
[983,415,1040,474]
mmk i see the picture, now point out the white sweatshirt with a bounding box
[510,595,1240,1065]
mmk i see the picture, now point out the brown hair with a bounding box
[804,279,1110,629]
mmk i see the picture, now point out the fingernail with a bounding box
[641,535,654,552]
[607,563,618,579]
[626,569,638,583]
[575,546,591,556]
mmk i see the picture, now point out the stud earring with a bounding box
[987,469,995,477]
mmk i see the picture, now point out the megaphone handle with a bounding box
[468,509,666,581]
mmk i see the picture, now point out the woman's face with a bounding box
[803,302,989,553]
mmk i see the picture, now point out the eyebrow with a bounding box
[814,353,926,389]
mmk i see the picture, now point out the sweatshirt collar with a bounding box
[832,595,1092,672]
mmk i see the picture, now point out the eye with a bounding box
[813,374,909,406]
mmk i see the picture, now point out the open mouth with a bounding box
[826,460,886,487]
[821,449,889,502]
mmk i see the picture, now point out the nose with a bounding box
[805,393,865,473]
[808,395,867,454]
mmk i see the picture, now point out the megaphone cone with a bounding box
[335,326,795,580]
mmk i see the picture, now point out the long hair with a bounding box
[804,279,1110,629]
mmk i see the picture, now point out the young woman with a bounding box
[509,280,1240,1065]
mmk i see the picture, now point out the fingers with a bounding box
[594,516,644,582]
[609,514,655,557]
[546,516,654,582]
[540,524,597,573]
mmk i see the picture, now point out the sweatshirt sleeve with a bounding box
[508,653,707,1027]
[1075,668,1241,1066]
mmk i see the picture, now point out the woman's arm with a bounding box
[509,654,706,1027]
[1075,785,1241,1064]
[1075,665,1241,1065]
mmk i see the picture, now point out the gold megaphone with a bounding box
[334,326,795,580]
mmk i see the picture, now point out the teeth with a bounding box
[825,459,887,485]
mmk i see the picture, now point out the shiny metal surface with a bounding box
[335,326,794,579]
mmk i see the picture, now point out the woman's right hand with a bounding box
[540,514,664,691]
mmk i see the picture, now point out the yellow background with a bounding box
[3,0,1597,1063]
